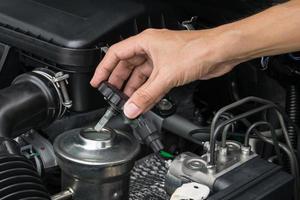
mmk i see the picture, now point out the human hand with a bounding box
[90,29,240,119]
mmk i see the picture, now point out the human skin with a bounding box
[91,0,300,119]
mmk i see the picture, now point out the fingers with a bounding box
[123,61,153,96]
[90,35,145,87]
[108,56,146,89]
[107,61,134,89]
[124,72,172,119]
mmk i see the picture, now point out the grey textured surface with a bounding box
[130,154,169,200]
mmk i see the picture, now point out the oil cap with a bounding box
[98,81,128,111]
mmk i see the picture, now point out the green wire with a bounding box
[159,150,174,159]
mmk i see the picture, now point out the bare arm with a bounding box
[91,1,300,118]
[214,0,300,62]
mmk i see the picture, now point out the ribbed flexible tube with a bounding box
[0,154,50,200]
[286,85,300,149]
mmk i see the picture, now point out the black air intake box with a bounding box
[0,0,144,111]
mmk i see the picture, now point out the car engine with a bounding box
[0,0,298,200]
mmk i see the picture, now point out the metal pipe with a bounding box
[209,104,273,165]
[51,189,73,200]
[209,96,300,166]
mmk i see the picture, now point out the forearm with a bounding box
[91,1,300,117]
[212,0,300,63]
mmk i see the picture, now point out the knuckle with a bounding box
[127,84,137,91]
[107,45,115,53]
[137,72,147,81]
[143,28,155,34]
[141,28,158,37]
[114,73,126,81]
[107,44,118,56]
[135,89,154,105]
[101,65,112,74]
[158,70,175,87]
[135,67,147,76]
[124,88,135,97]
[105,51,114,59]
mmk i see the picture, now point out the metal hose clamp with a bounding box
[33,69,72,118]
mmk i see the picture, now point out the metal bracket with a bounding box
[0,43,10,73]
[260,56,269,71]
[181,16,198,31]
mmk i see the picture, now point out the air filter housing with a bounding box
[0,0,144,111]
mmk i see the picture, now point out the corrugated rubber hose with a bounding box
[286,85,300,149]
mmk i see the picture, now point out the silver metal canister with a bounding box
[53,127,140,200]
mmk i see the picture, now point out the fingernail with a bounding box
[124,102,141,119]
[90,78,97,87]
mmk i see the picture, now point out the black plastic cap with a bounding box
[98,81,128,109]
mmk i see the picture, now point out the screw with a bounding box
[157,99,173,111]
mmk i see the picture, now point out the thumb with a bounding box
[124,74,171,119]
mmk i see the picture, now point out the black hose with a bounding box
[286,85,300,149]
[0,70,61,139]
[163,114,210,144]
[0,68,68,199]
[0,138,50,200]
[0,70,63,199]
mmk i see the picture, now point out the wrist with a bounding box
[186,26,245,68]
[210,24,247,64]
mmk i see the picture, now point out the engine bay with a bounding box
[0,0,298,200]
